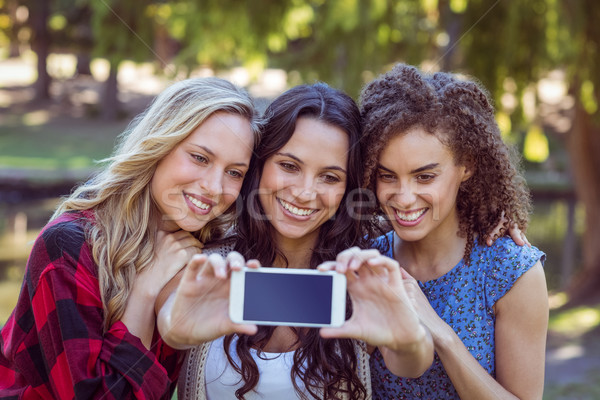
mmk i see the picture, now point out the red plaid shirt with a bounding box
[0,211,182,399]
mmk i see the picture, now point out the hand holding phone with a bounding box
[318,247,434,378]
[229,267,347,327]
[158,252,258,349]
[318,248,425,348]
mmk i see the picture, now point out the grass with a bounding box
[549,305,600,337]
[0,279,22,324]
[543,302,600,399]
[544,377,600,400]
[0,117,126,173]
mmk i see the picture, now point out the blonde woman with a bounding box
[0,77,262,399]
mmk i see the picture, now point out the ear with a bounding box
[460,161,475,182]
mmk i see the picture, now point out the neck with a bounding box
[273,231,319,269]
[393,212,467,282]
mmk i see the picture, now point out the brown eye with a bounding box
[377,172,396,182]
[279,162,298,172]
[417,174,435,183]
[322,174,341,184]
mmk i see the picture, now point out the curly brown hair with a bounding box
[359,63,531,261]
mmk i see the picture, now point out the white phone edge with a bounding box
[229,267,347,328]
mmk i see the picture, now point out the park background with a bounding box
[0,0,599,398]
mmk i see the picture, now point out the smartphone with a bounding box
[229,267,346,327]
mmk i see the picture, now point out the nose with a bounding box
[199,167,223,197]
[389,180,417,209]
[291,176,317,202]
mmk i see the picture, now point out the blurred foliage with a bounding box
[0,0,597,149]
[0,0,598,105]
[1,0,599,261]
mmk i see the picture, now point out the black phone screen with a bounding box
[243,271,333,324]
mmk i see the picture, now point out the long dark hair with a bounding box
[227,83,368,399]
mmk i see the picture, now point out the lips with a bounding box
[395,208,427,222]
[392,207,428,227]
[184,192,215,214]
[277,198,317,217]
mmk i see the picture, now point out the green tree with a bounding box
[25,0,51,101]
[159,0,291,77]
[451,0,599,304]
[269,0,433,96]
[89,0,155,119]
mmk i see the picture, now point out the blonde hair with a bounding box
[53,77,262,330]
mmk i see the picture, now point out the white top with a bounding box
[205,336,313,400]
[177,241,373,400]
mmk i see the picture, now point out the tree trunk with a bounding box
[438,0,462,71]
[101,62,119,120]
[565,103,600,305]
[29,0,51,101]
[75,53,92,76]
[7,0,21,58]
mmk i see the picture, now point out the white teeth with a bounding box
[186,194,211,210]
[395,209,426,222]
[279,199,316,216]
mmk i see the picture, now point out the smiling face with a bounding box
[376,126,472,243]
[151,111,254,232]
[258,117,349,244]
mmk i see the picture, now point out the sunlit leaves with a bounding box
[524,125,549,163]
[48,14,66,30]
[283,4,313,40]
[449,0,467,14]
[580,81,598,115]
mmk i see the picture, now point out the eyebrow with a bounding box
[191,144,248,167]
[277,152,347,174]
[410,163,439,174]
[378,163,440,174]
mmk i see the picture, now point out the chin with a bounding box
[393,228,428,242]
[175,219,208,233]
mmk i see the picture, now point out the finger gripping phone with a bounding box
[229,267,346,327]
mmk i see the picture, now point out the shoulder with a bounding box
[473,237,546,305]
[203,237,236,257]
[479,236,545,271]
[370,231,394,257]
[27,211,94,289]
[39,212,89,259]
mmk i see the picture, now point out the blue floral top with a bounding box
[370,232,545,399]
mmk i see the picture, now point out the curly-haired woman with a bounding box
[0,77,262,399]
[360,63,548,399]
[157,83,434,400]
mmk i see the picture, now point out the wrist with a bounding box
[380,323,434,378]
[157,293,195,350]
[430,324,459,353]
[131,279,160,302]
[387,323,428,355]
